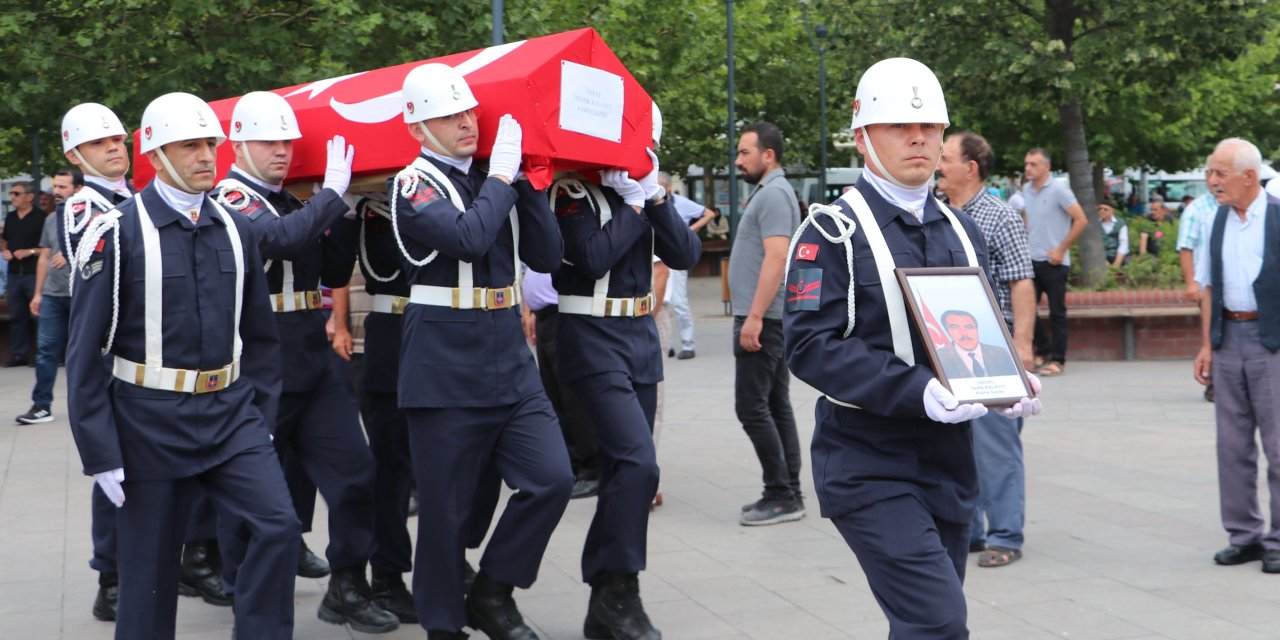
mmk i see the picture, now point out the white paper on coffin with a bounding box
[559,60,624,143]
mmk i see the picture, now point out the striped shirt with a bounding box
[960,191,1035,325]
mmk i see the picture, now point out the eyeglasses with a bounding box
[8,190,28,196]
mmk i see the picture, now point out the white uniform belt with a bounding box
[408,284,518,311]
[824,395,862,410]
[558,293,655,318]
[371,294,409,315]
[271,290,323,313]
[112,356,240,394]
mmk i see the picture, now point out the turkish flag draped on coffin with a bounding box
[132,28,654,191]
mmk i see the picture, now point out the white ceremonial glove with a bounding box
[601,170,646,207]
[638,148,662,200]
[923,378,988,424]
[323,134,356,197]
[488,114,523,182]
[94,468,126,507]
[999,372,1043,419]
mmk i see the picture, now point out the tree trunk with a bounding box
[1058,96,1106,288]
[1092,159,1107,205]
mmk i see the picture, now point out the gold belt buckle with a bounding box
[486,287,513,310]
[391,296,408,315]
[194,367,231,394]
[635,294,652,317]
[306,291,322,309]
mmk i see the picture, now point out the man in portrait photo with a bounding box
[937,309,1019,380]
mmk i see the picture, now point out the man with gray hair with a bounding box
[1193,137,1280,574]
[657,172,716,359]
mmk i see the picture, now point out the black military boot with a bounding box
[317,565,400,633]
[179,539,232,606]
[466,570,539,640]
[92,572,118,621]
[589,573,661,640]
[371,572,418,624]
[463,559,478,591]
[298,538,331,578]
[427,631,469,639]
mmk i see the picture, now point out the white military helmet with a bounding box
[402,63,479,124]
[61,103,127,153]
[652,101,663,147]
[850,57,949,129]
[139,92,226,154]
[230,91,301,142]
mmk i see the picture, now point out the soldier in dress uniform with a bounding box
[66,91,300,640]
[209,91,399,634]
[549,137,701,639]
[781,59,1041,638]
[389,62,573,640]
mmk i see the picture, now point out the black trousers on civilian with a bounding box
[733,316,801,501]
[1032,261,1069,365]
[534,305,599,478]
[833,495,970,640]
[7,273,36,360]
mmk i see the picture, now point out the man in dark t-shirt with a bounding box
[1,181,47,366]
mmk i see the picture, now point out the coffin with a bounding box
[131,28,654,192]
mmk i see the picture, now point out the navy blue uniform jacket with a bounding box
[783,179,990,524]
[58,181,133,258]
[390,154,563,407]
[552,184,702,384]
[356,199,411,395]
[214,170,357,393]
[66,184,282,481]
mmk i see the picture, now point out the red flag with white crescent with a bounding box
[920,297,949,349]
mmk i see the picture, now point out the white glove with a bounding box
[923,378,988,424]
[488,114,523,182]
[638,148,662,200]
[94,468,126,507]
[999,372,1043,419]
[323,135,356,197]
[601,170,645,207]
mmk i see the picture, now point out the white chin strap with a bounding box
[155,148,200,194]
[72,148,109,180]
[235,142,271,183]
[418,122,460,159]
[860,127,931,190]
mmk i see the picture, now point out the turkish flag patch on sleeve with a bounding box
[785,268,823,312]
[795,243,819,261]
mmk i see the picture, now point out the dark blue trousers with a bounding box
[273,370,377,570]
[366,391,414,575]
[405,393,573,632]
[283,449,318,533]
[115,444,300,640]
[832,495,970,640]
[90,485,117,575]
[571,372,659,584]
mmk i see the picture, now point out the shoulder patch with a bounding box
[407,180,443,212]
[795,243,819,262]
[554,197,584,219]
[785,268,823,312]
[80,259,104,281]
[220,187,267,221]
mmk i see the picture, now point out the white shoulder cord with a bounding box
[63,187,117,296]
[76,208,124,354]
[214,178,289,284]
[549,177,612,315]
[785,201,858,338]
[358,199,400,283]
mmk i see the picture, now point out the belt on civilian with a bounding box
[1224,310,1259,321]
[271,290,323,313]
[371,294,409,315]
[558,293,655,317]
[112,356,240,394]
[408,284,518,311]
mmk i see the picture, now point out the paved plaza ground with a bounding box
[0,276,1277,639]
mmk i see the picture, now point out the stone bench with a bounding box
[1037,290,1199,360]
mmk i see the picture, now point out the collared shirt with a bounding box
[1196,188,1267,311]
[728,167,801,319]
[1023,177,1079,266]
[961,347,985,375]
[38,214,70,297]
[1175,192,1218,253]
[1100,218,1129,256]
[521,268,558,311]
[671,193,706,224]
[959,191,1034,325]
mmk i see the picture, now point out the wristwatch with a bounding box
[646,186,667,206]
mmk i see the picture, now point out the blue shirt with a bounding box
[1196,188,1267,311]
[521,268,559,311]
[1175,192,1218,253]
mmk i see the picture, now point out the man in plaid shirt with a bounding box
[937,131,1037,567]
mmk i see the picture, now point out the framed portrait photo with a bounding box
[895,267,1033,407]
